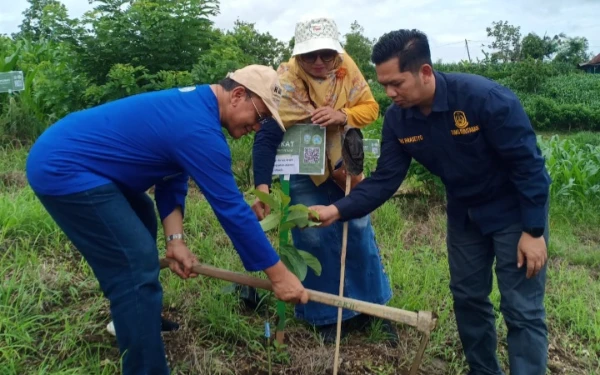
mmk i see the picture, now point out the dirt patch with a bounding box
[397,201,446,251]
[158,306,596,375]
[574,228,600,247]
[547,338,594,374]
[147,178,204,199]
[0,171,28,188]
[160,310,444,375]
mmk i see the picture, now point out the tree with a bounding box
[14,0,79,44]
[521,33,560,61]
[76,0,219,83]
[483,20,522,63]
[342,21,376,81]
[191,32,252,84]
[553,36,590,65]
[280,36,295,63]
[227,20,289,68]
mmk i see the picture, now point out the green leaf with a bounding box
[259,212,281,232]
[288,204,320,223]
[284,210,307,222]
[279,221,295,232]
[275,188,291,208]
[280,244,308,281]
[284,216,310,229]
[252,188,278,208]
[297,250,322,276]
[288,204,311,213]
[283,209,321,229]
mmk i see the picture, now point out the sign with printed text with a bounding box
[363,139,381,158]
[0,71,25,94]
[273,124,326,175]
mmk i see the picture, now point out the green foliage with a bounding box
[145,70,195,91]
[76,0,219,83]
[407,161,446,198]
[0,45,21,72]
[481,20,589,65]
[0,6,597,143]
[14,0,80,43]
[191,34,251,84]
[524,96,600,131]
[539,74,600,107]
[369,82,392,116]
[84,64,149,105]
[483,20,522,63]
[520,33,559,61]
[252,187,321,281]
[540,135,600,204]
[554,36,591,65]
[342,21,376,81]
[510,57,549,93]
[226,20,290,68]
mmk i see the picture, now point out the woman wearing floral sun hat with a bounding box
[251,16,398,345]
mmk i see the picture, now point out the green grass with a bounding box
[1,132,599,374]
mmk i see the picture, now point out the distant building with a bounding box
[578,53,600,74]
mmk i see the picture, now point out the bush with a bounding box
[525,96,600,131]
[369,82,392,116]
[368,62,600,133]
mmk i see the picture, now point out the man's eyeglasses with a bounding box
[250,96,270,125]
[299,50,338,64]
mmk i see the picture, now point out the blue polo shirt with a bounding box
[26,85,280,272]
[334,71,551,235]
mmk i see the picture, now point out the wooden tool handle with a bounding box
[159,258,437,333]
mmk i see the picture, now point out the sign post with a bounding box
[273,124,326,344]
[0,71,25,94]
[271,126,380,344]
[363,138,381,158]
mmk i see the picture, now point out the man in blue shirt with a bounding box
[26,65,309,375]
[310,30,551,375]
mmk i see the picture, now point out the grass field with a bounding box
[1,131,599,374]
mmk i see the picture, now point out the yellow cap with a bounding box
[226,65,285,132]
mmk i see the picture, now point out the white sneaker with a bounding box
[106,321,116,336]
[106,317,179,336]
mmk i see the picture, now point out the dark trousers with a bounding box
[447,210,549,375]
[35,183,169,375]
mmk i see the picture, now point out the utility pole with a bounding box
[465,39,472,63]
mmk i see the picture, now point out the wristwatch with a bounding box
[523,227,544,238]
[166,233,184,243]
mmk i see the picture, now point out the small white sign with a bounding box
[273,155,300,175]
[363,139,381,158]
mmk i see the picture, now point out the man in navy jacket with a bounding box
[310,30,551,375]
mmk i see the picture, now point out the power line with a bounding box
[435,39,493,48]
[435,41,464,47]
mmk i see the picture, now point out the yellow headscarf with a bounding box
[276,52,375,186]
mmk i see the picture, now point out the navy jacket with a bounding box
[334,71,551,235]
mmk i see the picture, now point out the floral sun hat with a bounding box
[292,17,344,56]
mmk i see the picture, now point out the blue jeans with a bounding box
[447,208,549,375]
[289,175,392,326]
[35,183,169,375]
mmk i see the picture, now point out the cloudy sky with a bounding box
[1,0,599,62]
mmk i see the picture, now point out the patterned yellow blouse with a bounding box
[276,51,379,186]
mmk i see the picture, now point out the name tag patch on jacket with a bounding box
[451,125,480,136]
[399,135,424,144]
